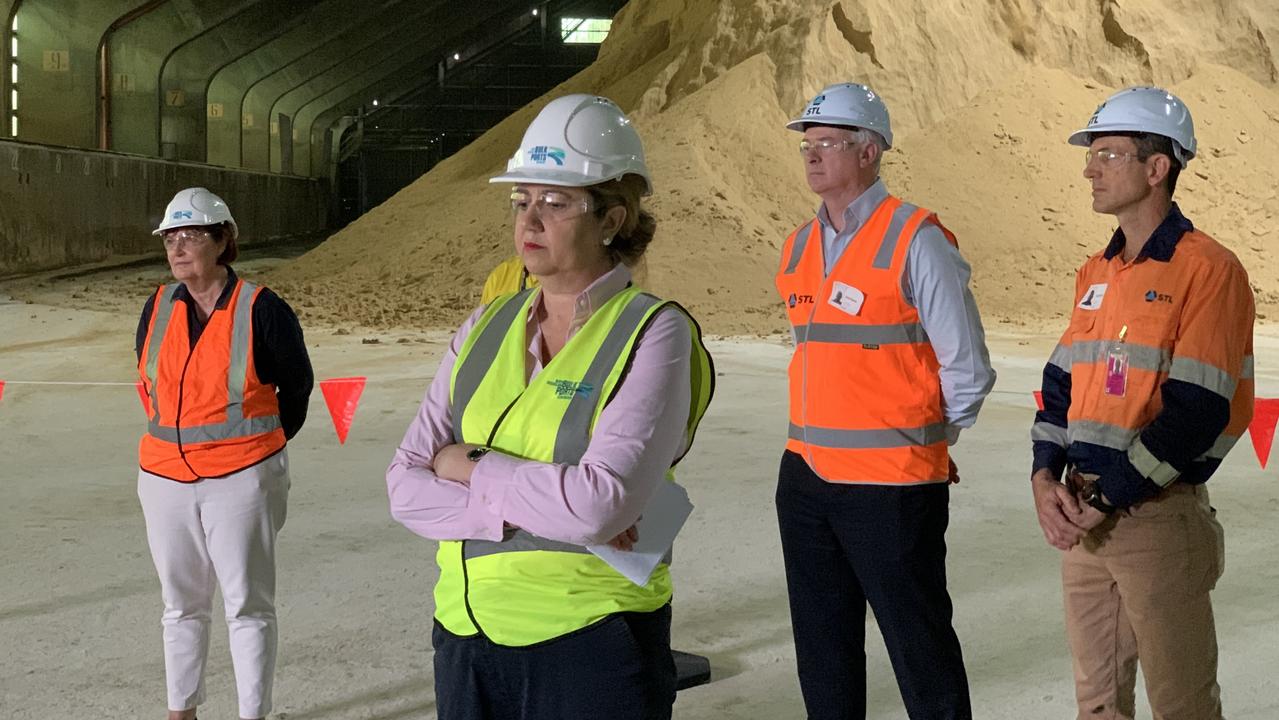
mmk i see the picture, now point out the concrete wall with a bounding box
[0,138,327,274]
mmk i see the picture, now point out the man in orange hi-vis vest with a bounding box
[1031,87,1253,720]
[774,83,995,719]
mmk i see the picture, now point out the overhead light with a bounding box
[532,8,538,16]
[452,52,460,61]
[372,99,379,107]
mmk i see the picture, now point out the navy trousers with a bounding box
[432,604,676,720]
[776,450,972,720]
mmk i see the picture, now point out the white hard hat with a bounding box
[1068,86,1196,166]
[786,83,893,148]
[490,94,652,195]
[153,187,238,239]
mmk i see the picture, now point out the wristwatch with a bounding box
[1079,480,1116,514]
[466,446,491,462]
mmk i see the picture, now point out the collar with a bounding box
[816,178,889,235]
[1102,203,1194,263]
[169,265,238,309]
[528,263,632,327]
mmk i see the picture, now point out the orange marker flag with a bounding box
[1033,390,1044,411]
[0,379,5,403]
[320,377,367,445]
[1248,398,1279,470]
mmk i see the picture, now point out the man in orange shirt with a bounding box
[1031,87,1254,720]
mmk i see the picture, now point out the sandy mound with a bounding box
[271,0,1279,335]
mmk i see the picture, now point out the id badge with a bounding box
[1104,324,1129,397]
[1104,348,1129,397]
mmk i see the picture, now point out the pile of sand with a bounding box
[271,0,1279,335]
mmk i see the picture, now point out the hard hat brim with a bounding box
[489,169,653,196]
[1067,124,1196,161]
[784,117,893,148]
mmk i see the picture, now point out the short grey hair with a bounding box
[849,127,889,153]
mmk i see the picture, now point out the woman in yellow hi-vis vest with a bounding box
[386,94,714,720]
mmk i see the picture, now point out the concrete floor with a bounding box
[2,268,1276,719]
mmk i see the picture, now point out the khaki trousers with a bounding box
[1062,479,1224,720]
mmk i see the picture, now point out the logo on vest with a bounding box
[788,293,814,308]
[1144,289,1172,304]
[1078,283,1108,310]
[547,379,595,400]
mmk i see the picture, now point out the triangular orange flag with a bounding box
[1033,390,1044,411]
[135,381,150,415]
[320,377,367,445]
[1248,398,1279,470]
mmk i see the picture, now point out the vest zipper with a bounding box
[801,273,825,480]
[174,299,220,482]
[174,350,201,480]
[459,393,524,639]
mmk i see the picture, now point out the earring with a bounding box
[602,236,614,246]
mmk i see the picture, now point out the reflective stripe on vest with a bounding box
[437,286,713,646]
[776,196,952,485]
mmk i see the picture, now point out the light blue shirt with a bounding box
[815,179,996,438]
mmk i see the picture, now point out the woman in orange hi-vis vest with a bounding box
[135,188,313,720]
[774,84,995,720]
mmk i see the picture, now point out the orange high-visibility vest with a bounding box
[776,195,956,485]
[137,279,286,482]
[1044,229,1255,485]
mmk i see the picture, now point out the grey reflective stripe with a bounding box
[1196,433,1240,461]
[1168,357,1237,400]
[451,288,535,443]
[1241,355,1255,380]
[465,529,590,559]
[1067,419,1137,450]
[794,322,928,345]
[225,281,257,412]
[789,422,946,449]
[782,220,815,275]
[1127,438,1180,487]
[149,414,281,443]
[144,285,180,422]
[1031,421,1068,447]
[465,528,673,565]
[553,293,663,464]
[1048,343,1072,373]
[871,202,919,269]
[1071,340,1171,373]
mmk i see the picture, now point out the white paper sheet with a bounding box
[586,481,694,586]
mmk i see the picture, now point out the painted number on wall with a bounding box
[242,113,255,129]
[114,73,135,92]
[207,103,224,119]
[166,89,187,107]
[42,50,70,72]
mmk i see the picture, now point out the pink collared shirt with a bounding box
[386,264,693,546]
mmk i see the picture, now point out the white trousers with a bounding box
[137,450,290,719]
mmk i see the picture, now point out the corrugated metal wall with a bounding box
[0,139,328,275]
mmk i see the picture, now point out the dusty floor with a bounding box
[2,260,1276,719]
